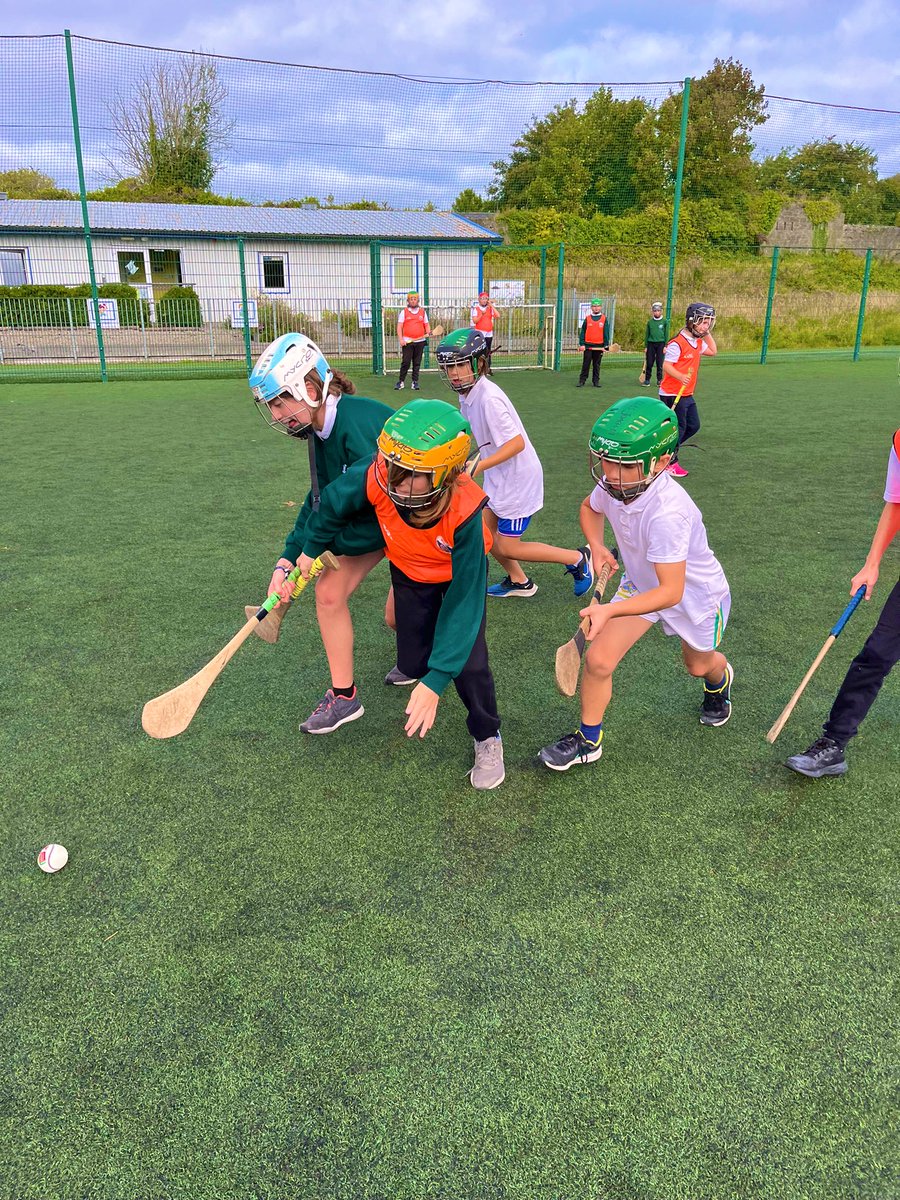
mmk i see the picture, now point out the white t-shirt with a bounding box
[459,376,544,520]
[884,439,900,503]
[588,471,729,622]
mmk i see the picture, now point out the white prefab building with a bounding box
[0,199,501,315]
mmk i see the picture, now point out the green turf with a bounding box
[1,361,897,1200]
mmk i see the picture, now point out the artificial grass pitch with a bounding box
[1,361,897,1200]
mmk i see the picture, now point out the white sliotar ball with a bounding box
[38,844,69,874]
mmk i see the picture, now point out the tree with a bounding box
[0,168,74,199]
[108,54,232,192]
[656,58,768,208]
[489,91,657,217]
[452,188,488,212]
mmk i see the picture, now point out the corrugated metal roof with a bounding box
[0,199,501,241]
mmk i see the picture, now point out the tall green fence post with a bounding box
[537,245,547,366]
[422,246,431,370]
[553,243,565,371]
[237,239,253,374]
[665,77,691,326]
[64,29,107,382]
[853,248,873,362]
[369,242,383,375]
[760,246,780,364]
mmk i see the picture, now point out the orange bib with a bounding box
[366,466,491,582]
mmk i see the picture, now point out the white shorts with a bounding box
[610,576,731,652]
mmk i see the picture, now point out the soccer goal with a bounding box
[380,302,557,375]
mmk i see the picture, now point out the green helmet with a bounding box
[436,328,487,394]
[376,399,473,511]
[589,397,678,503]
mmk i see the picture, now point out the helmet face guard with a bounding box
[436,329,487,394]
[685,303,716,337]
[249,333,333,437]
[375,399,472,514]
[589,397,679,504]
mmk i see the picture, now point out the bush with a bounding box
[155,286,203,328]
[254,297,311,342]
[0,282,149,328]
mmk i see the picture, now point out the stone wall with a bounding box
[759,202,900,260]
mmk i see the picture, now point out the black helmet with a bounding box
[685,303,715,336]
[436,328,487,394]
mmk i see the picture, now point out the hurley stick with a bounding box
[554,548,618,697]
[142,552,339,740]
[766,586,866,744]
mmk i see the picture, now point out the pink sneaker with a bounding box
[667,462,689,478]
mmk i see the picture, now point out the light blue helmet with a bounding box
[249,333,333,435]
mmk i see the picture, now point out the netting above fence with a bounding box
[1,34,898,382]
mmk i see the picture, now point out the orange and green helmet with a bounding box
[376,399,473,509]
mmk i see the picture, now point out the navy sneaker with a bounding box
[300,689,364,734]
[539,730,603,771]
[487,575,537,598]
[411,381,420,391]
[565,546,594,598]
[394,381,404,391]
[384,665,417,686]
[785,736,848,778]
[700,661,734,727]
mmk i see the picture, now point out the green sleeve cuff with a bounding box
[421,669,452,697]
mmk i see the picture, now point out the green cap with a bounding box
[590,297,602,306]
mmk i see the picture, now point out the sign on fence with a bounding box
[88,298,120,329]
[357,299,372,330]
[231,300,258,328]
[490,280,525,306]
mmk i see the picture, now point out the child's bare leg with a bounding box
[384,585,396,631]
[581,616,653,724]
[315,550,384,688]
[495,533,582,568]
[681,643,727,685]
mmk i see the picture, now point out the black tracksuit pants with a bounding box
[398,340,425,384]
[644,341,665,383]
[823,577,900,748]
[390,563,501,742]
[579,348,604,385]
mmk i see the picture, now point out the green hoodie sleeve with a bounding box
[421,507,489,696]
[300,459,374,559]
[578,318,587,347]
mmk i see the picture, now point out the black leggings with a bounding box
[390,563,501,742]
[823,577,900,748]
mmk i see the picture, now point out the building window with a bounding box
[0,249,28,286]
[149,249,183,286]
[259,253,289,293]
[390,255,418,295]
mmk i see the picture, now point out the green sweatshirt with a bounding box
[302,459,489,696]
[645,316,668,343]
[282,393,393,562]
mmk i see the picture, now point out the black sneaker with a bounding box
[539,730,603,771]
[785,736,848,778]
[576,380,586,388]
[487,575,538,598]
[700,661,734,727]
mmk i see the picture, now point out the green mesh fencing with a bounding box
[0,34,898,382]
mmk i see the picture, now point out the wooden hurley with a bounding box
[142,552,339,740]
[554,549,618,697]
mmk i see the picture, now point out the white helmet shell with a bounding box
[249,333,333,410]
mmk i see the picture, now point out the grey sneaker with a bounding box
[300,689,364,734]
[470,736,505,790]
[384,665,417,686]
[785,736,848,778]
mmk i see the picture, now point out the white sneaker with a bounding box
[470,735,505,790]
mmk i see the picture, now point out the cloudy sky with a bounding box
[4,0,899,206]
